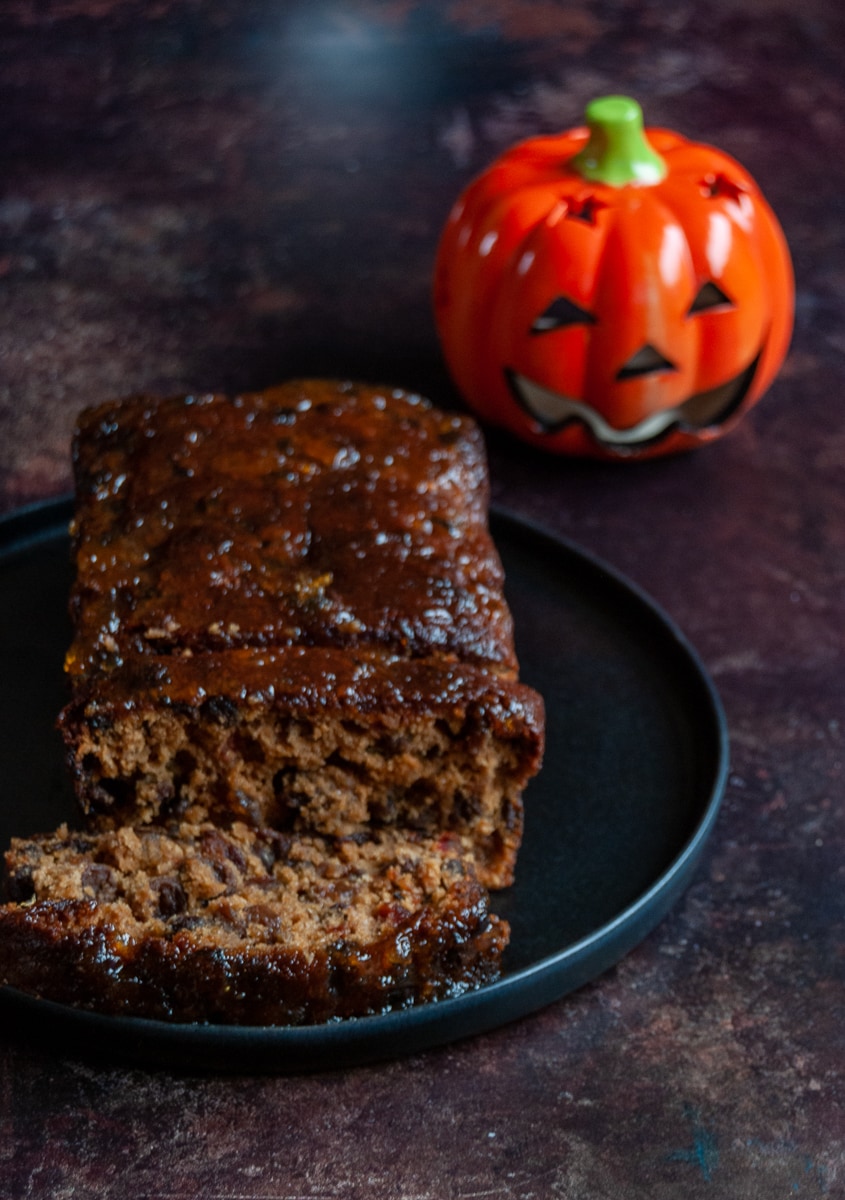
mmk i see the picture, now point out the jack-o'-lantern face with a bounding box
[434,98,794,460]
[508,285,759,451]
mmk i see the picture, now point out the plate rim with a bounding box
[0,498,729,1072]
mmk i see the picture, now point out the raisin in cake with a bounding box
[0,822,507,1024]
[59,380,544,889]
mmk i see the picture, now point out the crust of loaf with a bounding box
[66,379,519,676]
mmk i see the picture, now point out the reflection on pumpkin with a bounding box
[433,97,794,461]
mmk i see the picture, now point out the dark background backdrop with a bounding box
[1,2,843,1196]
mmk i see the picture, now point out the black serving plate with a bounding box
[0,500,727,1073]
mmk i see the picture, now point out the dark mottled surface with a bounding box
[1,1,844,1196]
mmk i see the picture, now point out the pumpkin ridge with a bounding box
[638,182,708,380]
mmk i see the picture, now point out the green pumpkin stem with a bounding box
[570,96,667,187]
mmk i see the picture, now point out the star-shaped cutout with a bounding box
[564,193,606,225]
[701,172,749,206]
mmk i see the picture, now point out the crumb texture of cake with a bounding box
[0,822,508,1024]
[60,646,543,888]
[59,380,545,890]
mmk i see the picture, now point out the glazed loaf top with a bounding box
[66,379,519,683]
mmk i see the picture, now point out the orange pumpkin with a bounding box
[433,96,794,460]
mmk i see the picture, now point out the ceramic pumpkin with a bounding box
[433,96,794,460]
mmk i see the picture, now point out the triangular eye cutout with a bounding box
[531,296,596,334]
[688,281,734,315]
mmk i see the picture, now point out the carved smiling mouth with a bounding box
[506,354,760,451]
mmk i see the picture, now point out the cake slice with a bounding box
[59,380,545,889]
[0,821,508,1024]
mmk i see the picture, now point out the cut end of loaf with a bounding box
[59,647,545,890]
[62,705,529,888]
